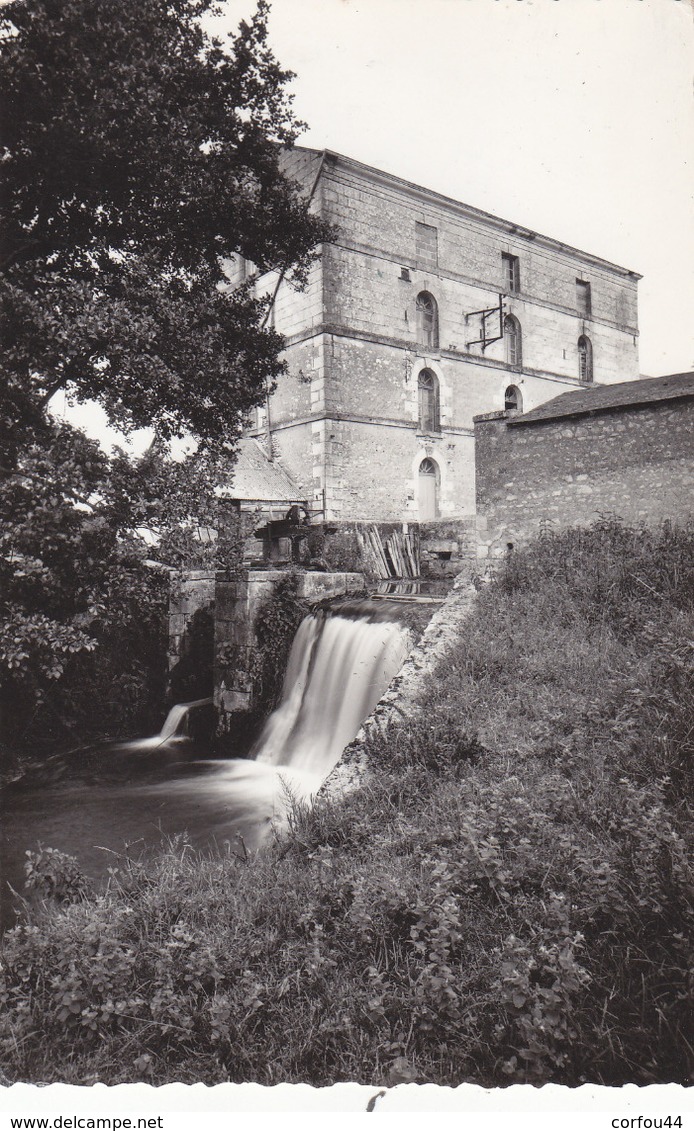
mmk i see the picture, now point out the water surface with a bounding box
[1,601,411,929]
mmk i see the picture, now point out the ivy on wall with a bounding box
[252,572,310,717]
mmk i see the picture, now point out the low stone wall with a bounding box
[322,577,478,796]
[419,519,477,579]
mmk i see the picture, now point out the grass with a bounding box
[1,519,693,1087]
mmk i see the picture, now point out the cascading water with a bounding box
[106,697,214,757]
[253,604,410,781]
[159,701,200,741]
[1,600,410,929]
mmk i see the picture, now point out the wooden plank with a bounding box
[384,534,399,577]
[396,534,408,577]
[405,532,419,578]
[357,528,377,576]
[371,526,392,578]
[363,526,388,579]
[403,533,413,577]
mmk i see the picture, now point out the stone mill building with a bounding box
[225,146,641,554]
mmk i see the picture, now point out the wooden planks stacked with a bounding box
[357,525,421,579]
[403,529,420,578]
[386,529,420,579]
[357,526,391,579]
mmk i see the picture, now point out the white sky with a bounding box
[64,0,694,449]
[222,0,694,378]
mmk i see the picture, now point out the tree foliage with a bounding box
[0,0,329,760]
[0,419,168,761]
[0,410,261,762]
[1,0,329,443]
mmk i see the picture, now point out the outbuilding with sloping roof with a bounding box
[474,372,694,555]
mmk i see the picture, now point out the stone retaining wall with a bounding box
[322,577,478,795]
[168,570,218,673]
[169,568,365,745]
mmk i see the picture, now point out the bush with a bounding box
[22,846,91,905]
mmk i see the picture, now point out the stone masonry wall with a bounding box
[319,161,639,382]
[322,240,638,391]
[419,519,478,579]
[475,398,694,554]
[168,571,217,672]
[248,150,641,527]
[318,417,475,521]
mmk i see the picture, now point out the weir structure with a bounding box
[252,600,411,783]
[169,568,364,746]
[1,589,419,931]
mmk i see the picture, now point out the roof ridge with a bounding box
[509,371,694,427]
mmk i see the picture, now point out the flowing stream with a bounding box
[253,604,410,776]
[1,602,410,927]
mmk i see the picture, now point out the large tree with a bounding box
[0,420,167,760]
[0,0,329,446]
[0,0,329,762]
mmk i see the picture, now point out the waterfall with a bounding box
[110,697,213,754]
[0,608,410,930]
[253,604,410,781]
[159,698,212,740]
[158,702,192,740]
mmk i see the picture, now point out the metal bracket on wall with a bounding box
[465,293,506,351]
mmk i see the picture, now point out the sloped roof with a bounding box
[291,146,641,280]
[509,371,694,427]
[218,438,305,502]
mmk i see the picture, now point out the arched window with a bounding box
[504,385,523,414]
[418,458,438,521]
[578,335,593,383]
[418,368,440,433]
[504,314,522,367]
[416,292,439,350]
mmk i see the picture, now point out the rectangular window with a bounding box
[502,253,520,294]
[576,279,592,317]
[415,222,438,270]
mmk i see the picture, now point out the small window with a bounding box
[418,368,440,432]
[576,279,592,317]
[578,335,593,383]
[416,291,439,350]
[504,314,522,367]
[504,384,523,414]
[502,253,520,294]
[415,222,438,270]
